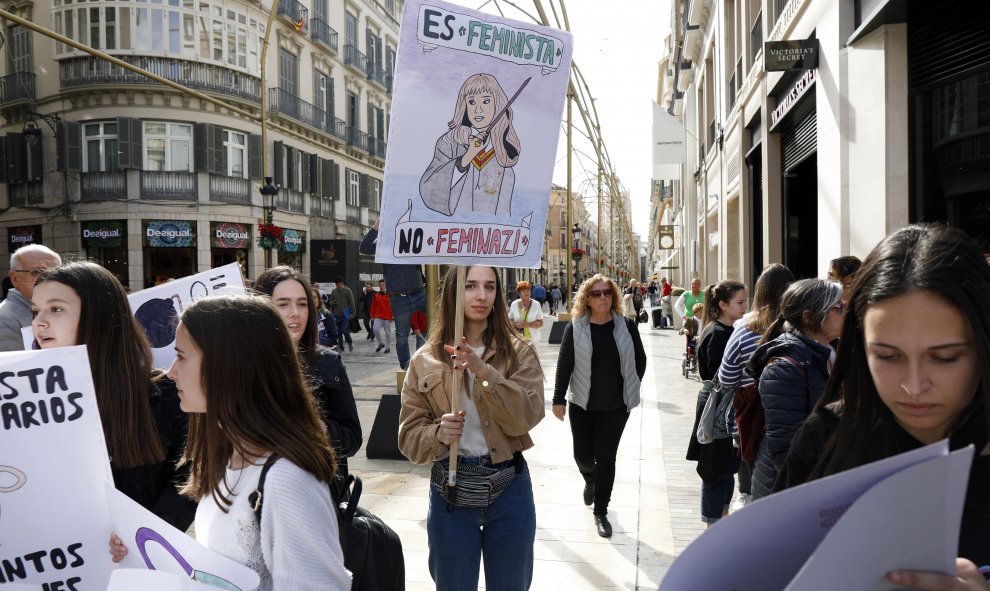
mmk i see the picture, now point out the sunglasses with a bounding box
[590,289,613,299]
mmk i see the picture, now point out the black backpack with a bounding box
[250,455,405,591]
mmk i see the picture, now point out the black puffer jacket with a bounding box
[308,347,362,500]
[745,331,831,499]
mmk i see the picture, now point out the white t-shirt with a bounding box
[508,298,544,344]
[195,457,351,591]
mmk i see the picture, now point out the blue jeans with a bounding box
[701,454,740,523]
[390,290,426,370]
[333,314,351,345]
[427,459,535,591]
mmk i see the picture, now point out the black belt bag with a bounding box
[430,452,523,509]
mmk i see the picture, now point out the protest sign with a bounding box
[660,440,972,590]
[374,0,573,268]
[0,347,115,590]
[107,486,259,591]
[126,264,245,369]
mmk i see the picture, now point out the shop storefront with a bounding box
[278,228,306,271]
[7,224,42,253]
[769,64,819,279]
[210,222,251,281]
[311,239,384,289]
[143,220,197,287]
[81,220,128,284]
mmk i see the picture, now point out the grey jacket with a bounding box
[0,289,31,352]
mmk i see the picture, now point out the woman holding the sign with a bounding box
[774,224,990,588]
[398,265,545,590]
[31,262,196,530]
[254,266,362,501]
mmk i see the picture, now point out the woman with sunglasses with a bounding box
[553,274,646,538]
[745,278,844,500]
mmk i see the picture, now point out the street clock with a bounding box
[658,225,675,250]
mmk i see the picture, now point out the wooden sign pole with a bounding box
[447,265,467,491]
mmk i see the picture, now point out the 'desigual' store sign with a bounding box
[211,222,251,249]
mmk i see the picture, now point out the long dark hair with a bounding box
[177,295,336,509]
[701,280,746,330]
[812,224,990,478]
[427,266,523,375]
[746,263,796,335]
[759,279,843,346]
[35,262,163,469]
[253,266,319,370]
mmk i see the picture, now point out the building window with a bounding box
[83,122,120,172]
[8,25,32,73]
[372,178,381,210]
[144,121,193,171]
[53,1,265,73]
[223,129,247,178]
[347,169,360,205]
[279,48,298,96]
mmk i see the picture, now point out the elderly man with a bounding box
[0,244,61,351]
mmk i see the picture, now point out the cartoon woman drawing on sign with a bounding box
[420,73,526,217]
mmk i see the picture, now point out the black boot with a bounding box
[594,514,612,538]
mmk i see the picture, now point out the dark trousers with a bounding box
[737,458,753,495]
[568,402,629,516]
[362,316,373,337]
[334,314,352,345]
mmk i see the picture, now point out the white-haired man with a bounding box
[0,244,61,351]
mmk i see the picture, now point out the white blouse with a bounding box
[195,457,351,591]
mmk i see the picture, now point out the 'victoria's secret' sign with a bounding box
[764,39,819,72]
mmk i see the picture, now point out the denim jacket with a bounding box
[398,338,545,465]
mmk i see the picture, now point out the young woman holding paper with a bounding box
[30,261,195,530]
[398,265,545,591]
[254,266,362,501]
[777,224,990,587]
[113,294,351,589]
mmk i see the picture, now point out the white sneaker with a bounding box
[731,493,751,512]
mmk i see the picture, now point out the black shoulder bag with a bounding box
[249,455,405,591]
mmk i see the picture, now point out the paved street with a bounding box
[343,308,714,590]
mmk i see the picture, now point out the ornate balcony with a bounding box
[278,0,308,34]
[141,171,197,201]
[59,56,260,103]
[209,174,251,203]
[311,18,338,53]
[81,171,127,201]
[268,87,346,140]
[346,127,370,153]
[0,72,35,107]
[369,137,387,159]
[344,44,368,75]
[367,61,386,88]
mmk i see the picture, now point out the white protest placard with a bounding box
[126,264,245,369]
[375,0,573,268]
[660,440,966,591]
[107,486,259,591]
[0,347,115,590]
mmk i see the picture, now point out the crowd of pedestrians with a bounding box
[2,222,989,590]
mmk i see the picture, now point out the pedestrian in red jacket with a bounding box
[371,280,393,353]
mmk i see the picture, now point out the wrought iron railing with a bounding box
[385,72,393,93]
[344,44,368,74]
[140,171,197,200]
[367,61,386,87]
[8,181,44,206]
[346,204,361,224]
[80,171,127,201]
[276,188,305,213]
[346,126,370,152]
[0,72,35,106]
[209,174,251,203]
[311,18,338,52]
[60,57,260,103]
[369,137,387,159]
[268,87,346,140]
[277,0,309,33]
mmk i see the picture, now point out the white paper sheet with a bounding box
[660,441,950,591]
[784,446,973,591]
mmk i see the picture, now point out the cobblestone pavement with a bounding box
[344,308,714,590]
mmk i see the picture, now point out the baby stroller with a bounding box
[681,316,699,378]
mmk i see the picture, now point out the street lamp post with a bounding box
[572,223,582,288]
[259,176,280,269]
